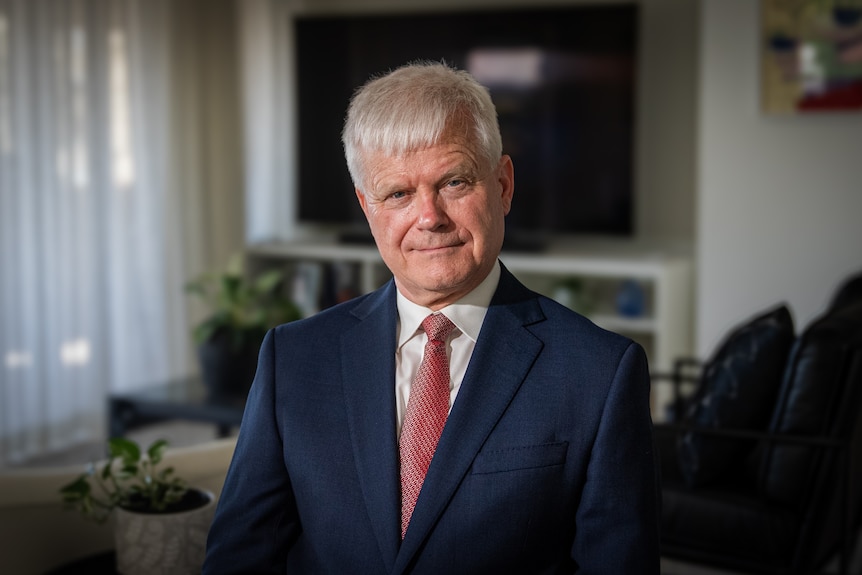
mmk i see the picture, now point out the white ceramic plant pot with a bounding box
[113,489,216,575]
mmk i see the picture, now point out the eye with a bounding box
[444,178,470,190]
[383,190,411,206]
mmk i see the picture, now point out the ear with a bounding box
[497,155,514,215]
[355,187,370,219]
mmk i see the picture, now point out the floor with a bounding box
[660,559,745,575]
[11,422,860,575]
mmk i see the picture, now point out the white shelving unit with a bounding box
[247,239,693,419]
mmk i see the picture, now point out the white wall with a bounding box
[635,0,697,244]
[696,0,862,355]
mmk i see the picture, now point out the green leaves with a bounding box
[59,438,189,522]
[254,269,283,294]
[59,475,91,502]
[185,254,301,348]
[109,436,140,462]
[146,438,168,464]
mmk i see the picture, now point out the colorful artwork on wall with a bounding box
[762,0,862,113]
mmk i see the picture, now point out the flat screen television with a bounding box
[294,4,638,249]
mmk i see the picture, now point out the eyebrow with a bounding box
[372,163,482,198]
[436,164,482,186]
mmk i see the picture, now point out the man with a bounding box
[203,62,660,574]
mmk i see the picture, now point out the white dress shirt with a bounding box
[394,262,501,438]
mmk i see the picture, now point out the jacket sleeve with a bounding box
[571,341,661,574]
[203,329,297,575]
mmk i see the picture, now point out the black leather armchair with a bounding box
[654,274,862,574]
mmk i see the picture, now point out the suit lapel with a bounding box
[341,282,402,572]
[394,266,546,573]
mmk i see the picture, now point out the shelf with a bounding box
[591,314,657,334]
[249,240,383,264]
[249,239,689,276]
[500,251,686,279]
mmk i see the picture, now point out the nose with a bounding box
[415,189,449,231]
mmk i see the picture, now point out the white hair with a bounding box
[342,61,502,190]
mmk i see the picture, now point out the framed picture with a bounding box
[761,0,862,113]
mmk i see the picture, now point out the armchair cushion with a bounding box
[758,302,862,506]
[829,270,862,313]
[657,428,799,568]
[677,304,795,486]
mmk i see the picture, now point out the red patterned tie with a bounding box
[400,313,456,538]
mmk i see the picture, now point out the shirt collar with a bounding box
[396,261,501,349]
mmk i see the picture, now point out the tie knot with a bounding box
[422,313,456,343]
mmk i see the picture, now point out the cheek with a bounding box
[368,210,408,245]
[469,201,504,239]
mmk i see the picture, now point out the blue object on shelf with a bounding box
[616,279,646,317]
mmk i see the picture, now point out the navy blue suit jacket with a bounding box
[203,264,660,574]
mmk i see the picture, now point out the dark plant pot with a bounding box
[197,330,262,398]
[769,34,798,52]
[834,7,862,27]
[123,488,213,514]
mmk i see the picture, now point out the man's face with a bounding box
[356,140,514,310]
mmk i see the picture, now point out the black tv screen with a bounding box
[294,4,638,246]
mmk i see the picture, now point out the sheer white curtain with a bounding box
[0,0,244,466]
[238,0,296,244]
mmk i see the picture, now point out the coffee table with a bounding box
[108,376,246,438]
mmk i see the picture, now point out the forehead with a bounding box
[363,142,483,191]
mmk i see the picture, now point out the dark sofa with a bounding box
[656,273,862,574]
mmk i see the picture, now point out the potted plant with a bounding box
[185,254,301,397]
[60,437,215,575]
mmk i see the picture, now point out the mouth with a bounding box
[414,242,465,253]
